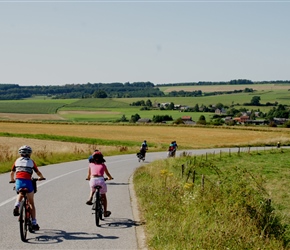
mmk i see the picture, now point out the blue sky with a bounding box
[0,1,289,86]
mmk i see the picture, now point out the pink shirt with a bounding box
[89,163,106,176]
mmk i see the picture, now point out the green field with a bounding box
[0,99,77,114]
[0,84,289,122]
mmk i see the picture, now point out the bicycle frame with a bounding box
[18,189,32,242]
[10,177,45,242]
[93,185,104,227]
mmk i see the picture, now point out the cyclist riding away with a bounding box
[10,145,45,231]
[86,151,113,217]
[168,141,178,157]
[140,140,148,159]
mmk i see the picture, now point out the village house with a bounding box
[137,118,151,124]
[233,115,250,124]
[215,108,227,115]
[181,116,195,125]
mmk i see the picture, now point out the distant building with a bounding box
[137,118,151,124]
[215,108,227,115]
[181,116,196,125]
[233,115,250,124]
[273,118,289,125]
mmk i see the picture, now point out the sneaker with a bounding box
[86,200,93,205]
[31,224,40,231]
[104,211,111,217]
[13,206,19,216]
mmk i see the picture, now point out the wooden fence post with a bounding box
[186,170,191,182]
[201,174,205,191]
[192,170,196,183]
[181,164,184,178]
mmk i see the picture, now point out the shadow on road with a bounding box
[100,217,145,229]
[107,182,129,186]
[25,229,118,244]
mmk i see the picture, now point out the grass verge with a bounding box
[134,148,290,249]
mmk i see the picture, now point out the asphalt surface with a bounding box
[0,146,279,249]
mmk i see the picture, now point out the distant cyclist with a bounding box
[140,140,148,159]
[10,145,45,231]
[168,141,178,157]
[86,151,113,217]
[88,149,100,163]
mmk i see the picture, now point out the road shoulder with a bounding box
[129,173,148,250]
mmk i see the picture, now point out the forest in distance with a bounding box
[1,79,290,100]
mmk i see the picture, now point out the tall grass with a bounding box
[134,149,290,249]
[0,144,96,173]
[0,142,133,174]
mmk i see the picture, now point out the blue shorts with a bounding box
[16,179,34,193]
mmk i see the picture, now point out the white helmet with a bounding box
[18,145,32,155]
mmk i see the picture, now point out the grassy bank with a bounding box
[134,148,290,249]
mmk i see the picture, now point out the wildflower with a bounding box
[184,183,193,190]
[160,169,168,176]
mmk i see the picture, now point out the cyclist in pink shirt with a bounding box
[86,151,113,217]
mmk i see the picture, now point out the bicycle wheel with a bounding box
[95,192,101,227]
[19,199,28,242]
[99,197,104,221]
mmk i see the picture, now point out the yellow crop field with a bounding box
[1,122,290,152]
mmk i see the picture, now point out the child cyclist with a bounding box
[86,151,113,217]
[10,145,45,231]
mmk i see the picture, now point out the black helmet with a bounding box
[92,151,106,163]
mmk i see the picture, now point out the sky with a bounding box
[0,0,290,86]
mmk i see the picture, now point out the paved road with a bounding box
[0,146,278,249]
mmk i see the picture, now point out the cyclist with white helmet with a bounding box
[10,145,45,231]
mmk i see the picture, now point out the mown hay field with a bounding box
[1,122,290,151]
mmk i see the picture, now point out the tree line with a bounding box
[0,82,165,100]
[1,79,289,100]
[156,79,290,86]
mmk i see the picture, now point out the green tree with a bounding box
[119,115,128,122]
[146,99,152,107]
[130,113,140,123]
[93,90,107,98]
[193,104,199,112]
[167,102,175,110]
[197,115,206,125]
[250,96,261,106]
[215,103,224,109]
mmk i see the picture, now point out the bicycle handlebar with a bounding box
[86,177,114,181]
[9,177,46,183]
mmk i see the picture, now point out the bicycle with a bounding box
[10,177,46,242]
[87,177,112,227]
